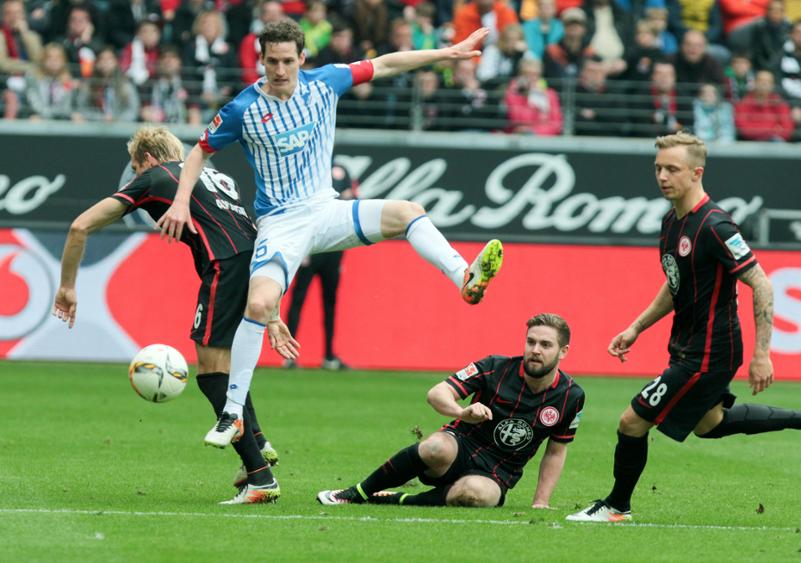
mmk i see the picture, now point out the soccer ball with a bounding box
[128,344,189,403]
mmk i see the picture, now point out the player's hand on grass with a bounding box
[531,502,553,509]
[459,403,492,423]
[156,201,196,243]
[447,27,488,60]
[608,326,639,363]
[52,287,77,328]
[748,355,773,395]
[267,319,301,360]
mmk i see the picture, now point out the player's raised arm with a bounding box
[156,143,208,242]
[738,264,775,395]
[369,27,488,81]
[531,439,568,509]
[54,198,128,328]
[608,282,673,362]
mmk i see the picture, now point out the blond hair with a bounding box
[655,131,707,168]
[127,126,184,165]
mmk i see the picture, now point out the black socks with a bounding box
[359,443,428,497]
[605,431,648,513]
[699,404,801,439]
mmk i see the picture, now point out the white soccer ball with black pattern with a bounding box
[128,344,189,403]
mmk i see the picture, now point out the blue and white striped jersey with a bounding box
[198,61,373,218]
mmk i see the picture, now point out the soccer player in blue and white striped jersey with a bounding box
[157,20,505,449]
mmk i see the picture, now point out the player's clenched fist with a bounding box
[459,403,493,423]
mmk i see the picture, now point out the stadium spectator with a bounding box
[46,1,104,44]
[55,5,103,78]
[452,0,519,50]
[182,9,237,122]
[415,68,448,130]
[24,42,81,121]
[350,0,390,57]
[105,0,163,49]
[623,20,664,84]
[671,30,726,93]
[504,57,563,135]
[314,19,364,66]
[693,82,735,142]
[440,58,496,131]
[374,19,416,127]
[628,60,691,137]
[317,313,585,509]
[666,0,728,62]
[410,2,438,51]
[583,0,627,76]
[645,6,677,56]
[522,0,564,60]
[284,163,357,371]
[140,46,190,123]
[299,0,332,60]
[172,0,211,49]
[719,0,769,53]
[725,51,754,101]
[76,46,139,122]
[778,21,801,139]
[158,23,505,449]
[568,131,800,524]
[239,0,284,85]
[574,54,628,135]
[749,0,790,72]
[119,20,163,87]
[476,23,531,88]
[54,126,292,505]
[734,69,794,141]
[0,0,43,76]
[543,7,594,81]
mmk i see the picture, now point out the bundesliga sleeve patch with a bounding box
[724,233,751,260]
[568,410,583,430]
[454,363,479,381]
[208,113,223,133]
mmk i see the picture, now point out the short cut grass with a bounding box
[127,126,184,166]
[655,131,707,168]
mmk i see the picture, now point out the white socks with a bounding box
[405,215,467,288]
[223,317,266,417]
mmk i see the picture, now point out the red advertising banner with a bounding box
[2,229,799,379]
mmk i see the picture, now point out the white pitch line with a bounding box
[0,508,797,533]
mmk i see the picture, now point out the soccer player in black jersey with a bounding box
[569,131,801,523]
[317,313,585,508]
[52,126,300,505]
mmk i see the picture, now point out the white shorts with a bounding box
[250,198,385,291]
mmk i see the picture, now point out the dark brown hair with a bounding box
[526,313,571,346]
[258,20,305,55]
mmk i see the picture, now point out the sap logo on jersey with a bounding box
[275,122,316,156]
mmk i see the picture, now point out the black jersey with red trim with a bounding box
[111,161,255,272]
[659,194,757,373]
[444,355,585,489]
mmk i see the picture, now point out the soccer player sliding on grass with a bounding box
[318,314,584,508]
[156,20,505,450]
[568,132,801,523]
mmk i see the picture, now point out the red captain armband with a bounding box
[349,59,374,85]
[198,130,217,154]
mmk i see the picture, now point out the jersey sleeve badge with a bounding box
[208,113,223,134]
[724,233,751,260]
[455,362,479,381]
[568,409,583,430]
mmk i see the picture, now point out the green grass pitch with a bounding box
[2,361,800,562]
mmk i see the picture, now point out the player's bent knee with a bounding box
[418,433,456,466]
[447,478,500,508]
[618,407,651,437]
[404,201,425,220]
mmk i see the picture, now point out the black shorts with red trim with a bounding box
[190,253,249,348]
[419,431,518,506]
[630,364,737,442]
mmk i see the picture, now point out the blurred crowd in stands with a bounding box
[1,0,800,141]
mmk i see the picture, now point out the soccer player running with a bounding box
[156,20,505,448]
[318,314,585,508]
[52,126,300,505]
[568,132,801,523]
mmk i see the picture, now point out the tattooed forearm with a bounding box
[739,265,774,356]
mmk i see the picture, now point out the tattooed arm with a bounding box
[738,264,774,395]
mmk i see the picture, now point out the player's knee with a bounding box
[418,435,454,466]
[447,483,496,508]
[245,296,279,324]
[618,409,648,437]
[404,201,426,222]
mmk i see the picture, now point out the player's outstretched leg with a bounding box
[697,404,801,438]
[317,443,429,505]
[461,239,504,305]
